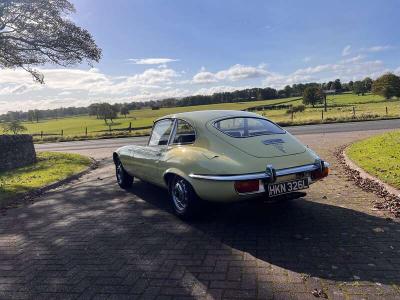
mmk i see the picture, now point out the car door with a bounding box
[136,118,175,185]
[152,119,197,185]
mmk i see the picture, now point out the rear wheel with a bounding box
[169,176,202,219]
[115,160,133,189]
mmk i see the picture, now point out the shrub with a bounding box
[286,104,306,114]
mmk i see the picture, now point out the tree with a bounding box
[283,85,292,98]
[372,73,400,99]
[332,79,342,91]
[302,87,323,107]
[33,110,40,123]
[0,0,102,83]
[98,103,117,123]
[120,105,130,118]
[27,110,34,122]
[348,80,354,91]
[88,104,100,119]
[353,81,366,96]
[363,77,373,92]
[1,120,27,134]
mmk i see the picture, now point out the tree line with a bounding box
[302,73,400,106]
[1,73,400,123]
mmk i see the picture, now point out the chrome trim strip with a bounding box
[189,162,329,181]
[189,173,269,181]
[276,164,317,176]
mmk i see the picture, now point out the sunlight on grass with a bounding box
[0,152,92,202]
[346,131,400,189]
[21,92,399,140]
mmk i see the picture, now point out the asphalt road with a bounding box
[35,118,400,155]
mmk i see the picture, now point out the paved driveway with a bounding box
[1,129,399,299]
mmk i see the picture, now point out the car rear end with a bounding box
[188,113,329,202]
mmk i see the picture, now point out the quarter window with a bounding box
[172,120,196,144]
[149,119,174,146]
[214,117,285,138]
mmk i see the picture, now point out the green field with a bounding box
[0,152,92,203]
[19,92,400,141]
[346,130,400,189]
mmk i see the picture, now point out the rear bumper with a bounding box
[188,160,329,202]
[189,160,329,181]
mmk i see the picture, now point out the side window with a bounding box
[149,119,174,146]
[172,120,196,144]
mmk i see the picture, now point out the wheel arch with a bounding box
[113,152,120,165]
[163,168,193,188]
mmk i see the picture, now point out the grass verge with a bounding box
[346,130,400,189]
[0,152,92,203]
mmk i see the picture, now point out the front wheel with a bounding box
[169,176,202,219]
[115,161,133,189]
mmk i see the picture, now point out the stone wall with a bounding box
[0,134,36,172]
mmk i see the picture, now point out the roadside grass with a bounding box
[21,92,400,141]
[0,152,92,203]
[346,130,400,189]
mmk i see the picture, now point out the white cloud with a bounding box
[263,56,388,89]
[0,67,183,113]
[1,48,398,113]
[192,64,269,84]
[195,85,252,95]
[127,68,180,85]
[128,58,179,65]
[362,45,393,53]
[342,45,351,56]
[339,55,365,64]
[192,71,218,84]
[217,64,269,81]
[303,56,311,62]
[293,64,333,76]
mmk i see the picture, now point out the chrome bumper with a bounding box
[189,160,330,181]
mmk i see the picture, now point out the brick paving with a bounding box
[1,130,400,299]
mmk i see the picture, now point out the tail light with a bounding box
[234,180,260,194]
[311,167,329,180]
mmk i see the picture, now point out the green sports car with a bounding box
[113,110,329,218]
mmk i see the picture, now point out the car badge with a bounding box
[272,144,287,153]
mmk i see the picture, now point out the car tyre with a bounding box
[169,176,202,220]
[115,160,133,189]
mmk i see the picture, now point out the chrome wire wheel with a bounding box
[172,179,189,213]
[114,158,133,189]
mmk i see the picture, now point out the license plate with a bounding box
[268,178,309,197]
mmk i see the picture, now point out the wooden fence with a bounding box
[31,122,152,139]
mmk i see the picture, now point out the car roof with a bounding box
[156,110,261,124]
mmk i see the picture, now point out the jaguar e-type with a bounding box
[113,110,329,218]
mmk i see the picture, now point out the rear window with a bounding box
[214,117,285,138]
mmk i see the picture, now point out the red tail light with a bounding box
[311,167,329,180]
[234,180,260,194]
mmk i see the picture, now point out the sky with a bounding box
[1,0,400,113]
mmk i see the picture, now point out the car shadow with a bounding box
[128,179,400,285]
[1,173,399,298]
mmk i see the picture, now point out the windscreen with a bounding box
[214,117,285,138]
